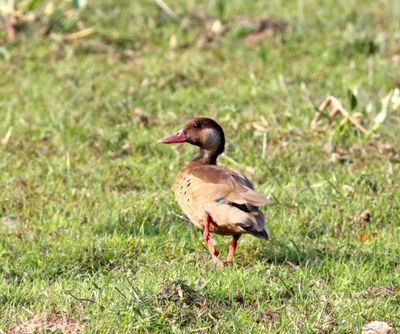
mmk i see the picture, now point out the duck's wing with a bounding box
[202,200,269,239]
[187,165,271,208]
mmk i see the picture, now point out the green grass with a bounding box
[1,0,400,332]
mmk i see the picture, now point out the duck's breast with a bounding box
[174,170,204,229]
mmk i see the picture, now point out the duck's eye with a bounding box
[193,122,201,128]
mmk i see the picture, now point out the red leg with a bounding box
[203,213,219,261]
[226,235,240,264]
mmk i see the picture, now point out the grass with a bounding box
[1,0,400,332]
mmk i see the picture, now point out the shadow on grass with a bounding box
[255,239,398,268]
[257,240,330,266]
[94,220,164,237]
[93,212,193,239]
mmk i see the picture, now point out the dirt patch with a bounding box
[9,314,81,334]
[240,17,288,46]
[157,280,204,307]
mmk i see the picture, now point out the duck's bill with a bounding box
[158,130,187,144]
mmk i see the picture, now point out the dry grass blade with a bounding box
[4,15,16,42]
[1,0,16,42]
[62,27,95,41]
[1,126,12,146]
[153,0,178,21]
[311,95,369,134]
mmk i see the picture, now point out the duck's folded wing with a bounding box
[188,165,271,207]
[202,201,268,239]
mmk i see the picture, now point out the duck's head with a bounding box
[158,117,225,164]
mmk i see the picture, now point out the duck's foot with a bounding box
[211,256,225,269]
[203,215,241,269]
[222,259,234,266]
[224,235,240,265]
[211,258,235,269]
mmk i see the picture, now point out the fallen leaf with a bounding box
[329,146,351,163]
[240,17,288,46]
[1,216,23,229]
[280,141,288,154]
[343,184,355,196]
[359,210,371,223]
[356,231,373,242]
[391,53,400,64]
[245,166,256,175]
[377,143,396,157]
[168,34,177,49]
[362,321,392,334]
[209,20,226,35]
[121,142,131,154]
[44,2,54,15]
[133,108,149,126]
[251,122,267,132]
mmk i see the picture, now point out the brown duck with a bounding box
[159,117,270,266]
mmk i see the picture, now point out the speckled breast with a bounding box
[174,170,204,230]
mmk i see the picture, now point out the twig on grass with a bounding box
[66,290,96,303]
[311,95,369,134]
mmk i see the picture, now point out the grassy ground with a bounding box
[1,0,400,332]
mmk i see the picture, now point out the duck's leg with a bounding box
[203,213,220,263]
[225,235,241,264]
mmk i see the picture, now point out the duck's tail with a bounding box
[237,211,269,240]
[250,228,269,240]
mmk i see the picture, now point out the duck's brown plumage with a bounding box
[159,117,270,265]
[175,163,269,237]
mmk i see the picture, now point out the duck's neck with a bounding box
[192,149,219,165]
[192,139,225,165]
[190,130,225,165]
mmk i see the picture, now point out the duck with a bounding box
[159,117,270,266]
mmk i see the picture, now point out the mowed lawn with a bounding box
[1,0,400,332]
